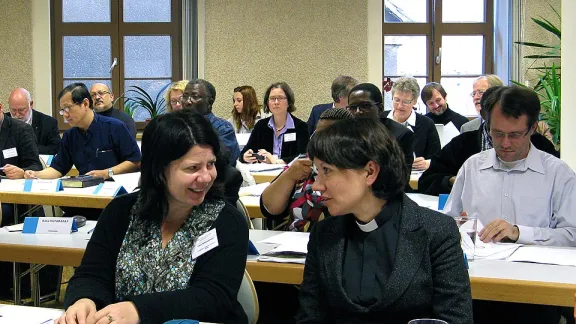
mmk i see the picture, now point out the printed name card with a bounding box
[22,217,78,234]
[93,182,127,197]
[24,179,63,193]
[0,179,26,192]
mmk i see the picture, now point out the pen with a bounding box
[39,319,53,324]
[87,228,95,234]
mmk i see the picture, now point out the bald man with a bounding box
[7,88,60,155]
[90,83,137,138]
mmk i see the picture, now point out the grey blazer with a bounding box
[460,118,482,133]
[296,194,473,324]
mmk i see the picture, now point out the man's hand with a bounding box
[449,176,456,186]
[479,219,519,243]
[2,164,24,179]
[412,157,430,170]
[86,169,109,180]
[24,170,38,179]
[91,301,140,324]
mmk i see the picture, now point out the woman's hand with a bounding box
[243,149,257,164]
[55,298,97,324]
[284,158,313,181]
[91,301,140,324]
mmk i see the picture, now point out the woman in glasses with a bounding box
[240,82,309,164]
[228,85,266,134]
[164,80,189,112]
[296,118,472,323]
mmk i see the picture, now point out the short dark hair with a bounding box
[308,118,407,200]
[188,79,217,105]
[479,85,503,120]
[348,83,384,113]
[263,82,296,114]
[421,82,447,103]
[319,108,354,121]
[58,82,93,109]
[331,75,359,102]
[485,86,541,130]
[137,110,228,224]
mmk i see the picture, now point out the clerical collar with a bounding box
[356,219,379,232]
[354,197,400,232]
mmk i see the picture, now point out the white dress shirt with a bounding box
[443,144,576,247]
[387,109,416,132]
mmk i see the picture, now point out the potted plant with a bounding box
[124,84,171,120]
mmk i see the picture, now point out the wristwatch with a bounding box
[107,168,114,178]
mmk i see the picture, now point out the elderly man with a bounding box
[90,83,137,139]
[7,88,60,155]
[422,82,469,130]
[460,75,504,133]
[381,77,440,171]
[307,75,359,134]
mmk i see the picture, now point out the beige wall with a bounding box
[203,0,368,121]
[0,0,34,108]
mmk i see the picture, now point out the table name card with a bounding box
[23,179,63,193]
[22,217,78,234]
[0,179,26,192]
[93,182,127,197]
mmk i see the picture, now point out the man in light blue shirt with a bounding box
[444,86,576,247]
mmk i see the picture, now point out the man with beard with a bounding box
[90,83,137,139]
[422,82,469,130]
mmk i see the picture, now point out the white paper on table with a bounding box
[236,133,251,148]
[3,223,24,232]
[436,122,460,148]
[406,193,438,210]
[474,241,523,260]
[239,182,270,197]
[259,232,310,245]
[257,255,306,264]
[112,172,140,193]
[506,246,576,266]
[0,179,25,192]
[0,305,63,324]
[246,163,284,173]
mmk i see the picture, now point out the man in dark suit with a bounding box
[306,75,358,134]
[7,88,61,155]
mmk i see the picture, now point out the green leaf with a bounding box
[532,17,561,38]
[523,55,561,59]
[514,41,556,48]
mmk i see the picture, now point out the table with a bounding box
[0,304,63,324]
[0,191,112,209]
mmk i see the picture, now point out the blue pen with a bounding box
[87,227,95,234]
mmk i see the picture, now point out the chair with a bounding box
[237,270,259,324]
[236,199,254,229]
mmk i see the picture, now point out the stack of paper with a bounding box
[112,172,140,193]
[257,232,309,264]
[239,182,270,197]
[246,164,284,173]
[507,246,576,266]
[474,241,523,260]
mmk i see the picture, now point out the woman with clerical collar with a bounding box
[296,118,472,324]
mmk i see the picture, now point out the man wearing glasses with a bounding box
[90,83,137,139]
[7,88,61,155]
[460,74,504,133]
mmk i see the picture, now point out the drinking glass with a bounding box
[454,215,478,260]
[408,319,449,324]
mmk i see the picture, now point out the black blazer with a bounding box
[7,110,61,155]
[0,116,43,174]
[380,117,415,169]
[306,103,332,134]
[296,195,473,324]
[382,111,441,160]
[240,114,309,164]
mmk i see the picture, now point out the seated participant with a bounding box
[57,110,248,324]
[7,87,61,155]
[306,75,358,134]
[90,83,137,139]
[181,79,241,164]
[165,80,188,112]
[260,108,354,232]
[241,82,309,164]
[460,74,504,133]
[229,85,266,134]
[443,86,576,247]
[419,86,558,196]
[382,77,440,170]
[422,82,469,130]
[296,118,472,323]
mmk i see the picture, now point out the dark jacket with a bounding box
[380,117,415,170]
[418,129,560,196]
[296,194,473,324]
[240,114,309,164]
[382,111,441,160]
[6,110,61,155]
[306,103,332,134]
[97,107,137,139]
[425,105,470,131]
[0,115,43,174]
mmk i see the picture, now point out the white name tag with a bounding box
[284,132,296,143]
[2,148,17,159]
[192,228,219,259]
[0,179,26,192]
[93,182,127,197]
[22,217,78,234]
[24,179,63,192]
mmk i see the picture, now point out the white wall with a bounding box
[561,0,576,169]
[32,0,52,116]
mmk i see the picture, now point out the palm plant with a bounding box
[124,84,171,119]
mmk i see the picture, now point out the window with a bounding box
[383,0,494,116]
[51,0,182,129]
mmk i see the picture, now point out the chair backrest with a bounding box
[237,269,259,324]
[236,199,253,229]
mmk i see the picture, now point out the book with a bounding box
[61,175,104,188]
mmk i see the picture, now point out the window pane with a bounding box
[124,36,172,78]
[384,0,427,23]
[124,79,171,121]
[443,0,485,23]
[384,36,427,76]
[62,0,110,23]
[123,0,171,22]
[63,79,112,91]
[441,36,484,75]
[440,77,478,117]
[63,36,111,78]
[384,77,428,114]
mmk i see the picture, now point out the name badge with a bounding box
[2,148,17,159]
[93,182,128,197]
[192,228,219,259]
[24,179,63,192]
[284,132,296,143]
[22,217,78,234]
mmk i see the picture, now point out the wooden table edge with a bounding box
[0,243,84,267]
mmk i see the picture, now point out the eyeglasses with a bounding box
[346,102,378,113]
[489,129,530,141]
[59,103,80,116]
[470,90,486,97]
[269,96,287,102]
[179,94,203,104]
[393,97,414,106]
[10,107,28,115]
[90,91,110,98]
[170,98,182,106]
